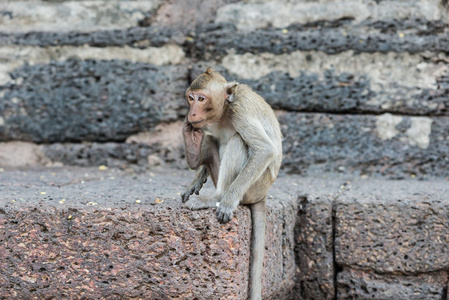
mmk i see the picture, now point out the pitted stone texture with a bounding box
[0,61,188,143]
[295,191,336,299]
[335,178,449,274]
[215,1,445,31]
[0,167,299,299]
[263,190,298,299]
[280,112,449,178]
[337,268,448,300]
[152,0,240,32]
[0,1,163,33]
[187,24,449,58]
[0,26,175,48]
[192,53,449,117]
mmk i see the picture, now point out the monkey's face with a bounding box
[185,68,228,128]
[186,91,216,128]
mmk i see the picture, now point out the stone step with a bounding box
[1,167,448,299]
[0,167,303,299]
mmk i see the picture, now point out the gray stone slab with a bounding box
[337,268,448,300]
[280,112,449,178]
[0,62,188,142]
[335,178,449,274]
[189,24,449,58]
[295,194,335,300]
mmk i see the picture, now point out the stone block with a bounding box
[0,62,188,142]
[337,268,447,300]
[0,1,163,33]
[295,194,334,300]
[189,23,449,58]
[280,112,449,178]
[335,178,449,274]
[0,167,299,299]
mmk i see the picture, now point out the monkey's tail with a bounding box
[249,200,266,300]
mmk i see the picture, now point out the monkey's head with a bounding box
[185,68,236,128]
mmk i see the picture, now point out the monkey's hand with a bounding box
[181,175,207,203]
[183,122,204,169]
[216,201,237,224]
[181,165,209,203]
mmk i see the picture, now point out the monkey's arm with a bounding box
[216,117,277,222]
[183,121,204,169]
[182,121,220,202]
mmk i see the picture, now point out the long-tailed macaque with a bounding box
[181,68,282,299]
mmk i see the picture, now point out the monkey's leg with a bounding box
[181,165,209,203]
[215,135,248,223]
[249,200,266,300]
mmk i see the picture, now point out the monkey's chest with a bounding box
[204,124,236,144]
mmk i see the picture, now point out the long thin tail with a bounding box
[250,200,266,300]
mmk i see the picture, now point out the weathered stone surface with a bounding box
[337,268,448,300]
[0,26,175,48]
[280,112,449,178]
[0,167,301,299]
[0,1,163,33]
[295,183,339,300]
[152,0,240,33]
[215,0,445,31]
[0,44,186,85]
[335,178,449,274]
[42,122,185,169]
[187,24,449,58]
[42,142,159,169]
[0,61,188,142]
[0,141,50,167]
[192,58,449,116]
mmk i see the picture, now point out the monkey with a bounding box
[181,68,283,299]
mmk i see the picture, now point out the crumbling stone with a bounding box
[280,112,449,178]
[0,62,188,142]
[335,178,449,274]
[295,194,335,299]
[337,268,448,300]
[0,167,300,299]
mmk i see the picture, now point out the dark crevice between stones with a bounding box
[294,196,308,299]
[442,279,448,300]
[332,200,341,300]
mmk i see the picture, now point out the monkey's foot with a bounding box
[181,179,206,203]
[216,203,236,224]
[185,195,217,210]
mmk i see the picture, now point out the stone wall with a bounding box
[1,0,449,299]
[0,0,448,179]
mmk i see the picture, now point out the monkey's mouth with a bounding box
[189,120,205,128]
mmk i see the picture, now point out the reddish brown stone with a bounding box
[0,167,300,299]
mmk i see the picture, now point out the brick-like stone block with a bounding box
[263,189,298,299]
[337,268,448,300]
[335,178,449,274]
[295,195,334,300]
[280,112,449,178]
[0,167,299,299]
[0,62,188,142]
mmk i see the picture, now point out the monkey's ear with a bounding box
[226,82,238,103]
[205,67,215,75]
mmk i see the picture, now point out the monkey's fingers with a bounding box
[181,192,191,203]
[216,206,233,224]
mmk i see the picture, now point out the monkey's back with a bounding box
[231,83,283,183]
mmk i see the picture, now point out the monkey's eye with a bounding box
[198,96,205,102]
[188,95,194,102]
